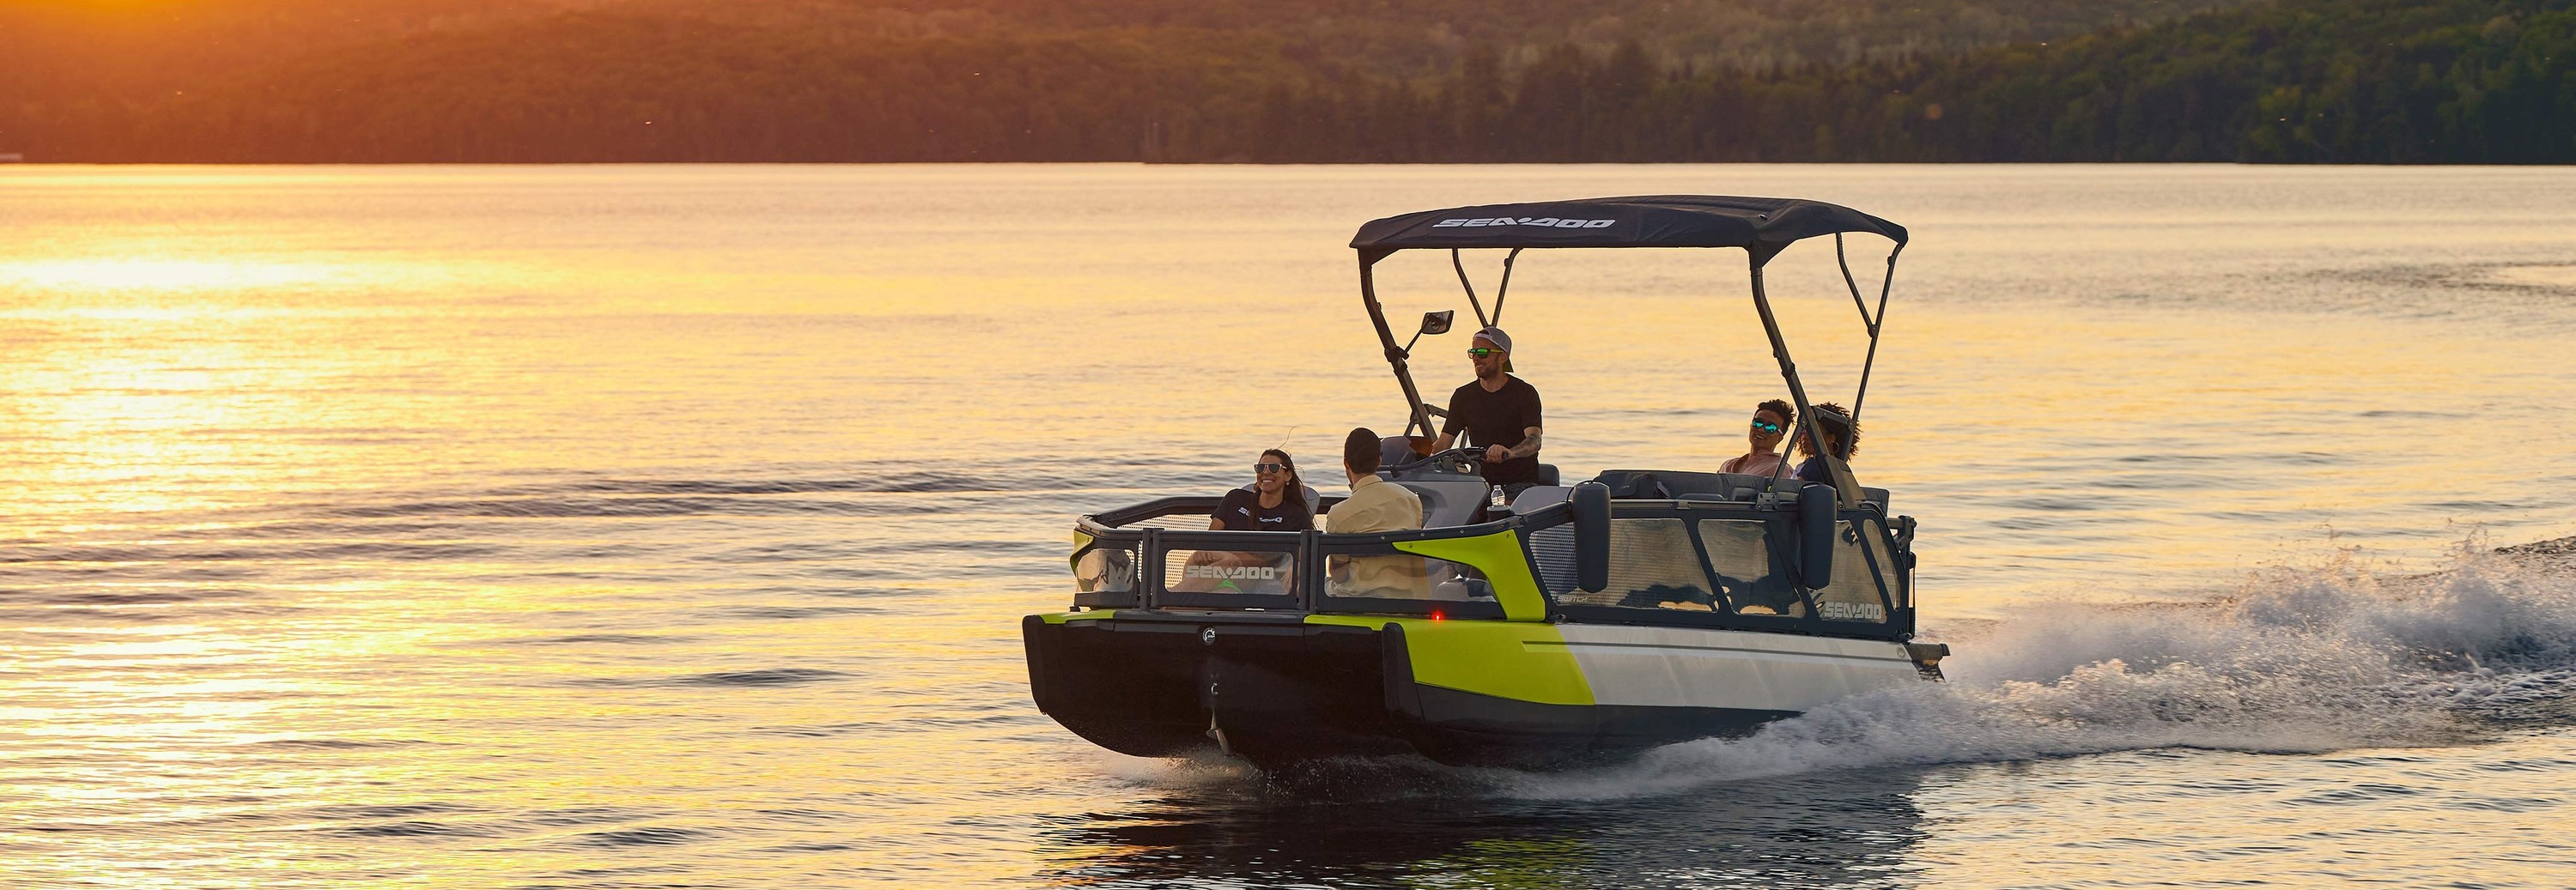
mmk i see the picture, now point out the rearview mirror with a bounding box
[1399,310,1456,359]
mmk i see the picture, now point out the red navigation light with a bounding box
[1431,610,1446,621]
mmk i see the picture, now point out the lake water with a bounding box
[3,164,2574,887]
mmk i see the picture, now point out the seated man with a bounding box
[1721,399,1795,477]
[1325,427,1429,598]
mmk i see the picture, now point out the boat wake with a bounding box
[1504,537,2576,800]
[1105,536,2576,799]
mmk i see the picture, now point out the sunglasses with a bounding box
[1466,348,1501,357]
[1750,419,1784,433]
[1253,463,1287,474]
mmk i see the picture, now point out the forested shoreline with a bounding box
[3,0,2569,163]
[1238,0,2576,163]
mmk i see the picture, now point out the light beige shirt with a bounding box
[1327,475,1424,535]
[1326,475,1428,598]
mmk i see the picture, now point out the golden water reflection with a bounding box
[0,257,345,297]
[2,165,2573,887]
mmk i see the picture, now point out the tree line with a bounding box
[2,0,2567,163]
[1224,0,2576,163]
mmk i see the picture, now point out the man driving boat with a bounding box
[1430,326,1544,499]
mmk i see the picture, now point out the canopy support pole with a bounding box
[1750,258,1858,506]
[1850,245,1904,425]
[1489,248,1523,326]
[1749,262,1814,495]
[1834,233,1879,330]
[1449,250,1492,329]
[1362,256,1437,439]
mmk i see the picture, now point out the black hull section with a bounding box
[1395,684,1793,768]
[1023,613,1408,765]
[1024,613,1798,769]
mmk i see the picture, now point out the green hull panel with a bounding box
[1303,615,1593,705]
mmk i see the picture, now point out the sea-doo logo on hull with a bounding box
[1183,565,1279,580]
[1817,601,1886,621]
[1433,217,1618,229]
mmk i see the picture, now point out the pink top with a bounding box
[1719,451,1787,476]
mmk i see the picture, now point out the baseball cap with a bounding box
[1473,326,1514,372]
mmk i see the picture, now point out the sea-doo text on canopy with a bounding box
[1023,196,1947,769]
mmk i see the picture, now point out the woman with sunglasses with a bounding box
[1210,448,1314,532]
[1175,450,1312,594]
[1720,399,1795,476]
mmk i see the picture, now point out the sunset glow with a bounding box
[0,257,339,298]
[2,142,2572,889]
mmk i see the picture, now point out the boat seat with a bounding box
[1393,478,1489,528]
[1590,469,1735,499]
[1510,485,1573,514]
[1593,469,1890,512]
[1718,472,1790,499]
[1378,436,1425,471]
[1232,482,1322,524]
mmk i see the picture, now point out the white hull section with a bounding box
[1549,625,1922,711]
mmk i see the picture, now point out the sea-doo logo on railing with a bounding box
[1183,565,1279,580]
[1433,217,1618,229]
[1818,601,1886,621]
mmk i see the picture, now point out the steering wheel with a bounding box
[1421,447,1485,477]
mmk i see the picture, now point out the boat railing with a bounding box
[1068,492,1918,639]
[1528,500,1915,637]
[1071,496,1543,617]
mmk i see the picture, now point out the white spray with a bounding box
[1508,541,2576,800]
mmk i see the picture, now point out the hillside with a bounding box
[1230,0,2576,163]
[1,0,2249,83]
[1,0,2567,163]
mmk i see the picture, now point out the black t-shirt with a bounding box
[1216,487,1314,532]
[1796,455,1831,483]
[1443,375,1544,485]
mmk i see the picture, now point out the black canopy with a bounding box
[1350,195,1907,265]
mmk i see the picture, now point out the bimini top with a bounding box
[1350,195,1907,264]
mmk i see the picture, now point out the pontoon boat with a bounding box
[1023,196,1947,769]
